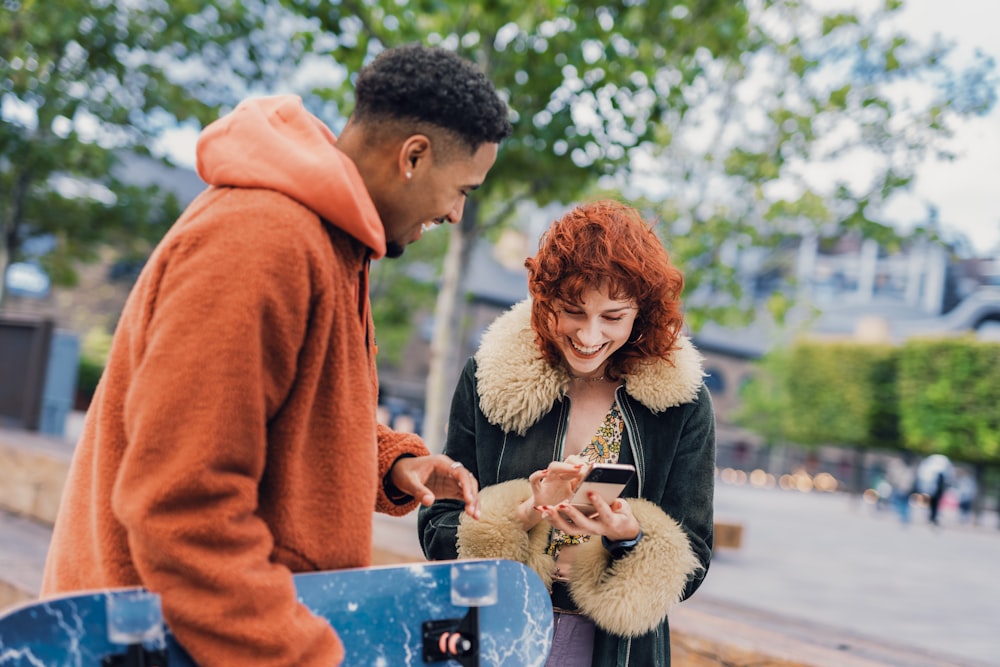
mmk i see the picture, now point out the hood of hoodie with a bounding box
[196,95,387,259]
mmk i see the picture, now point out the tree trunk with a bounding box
[422,201,481,451]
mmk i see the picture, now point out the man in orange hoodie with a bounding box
[42,44,512,666]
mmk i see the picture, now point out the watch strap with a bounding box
[602,528,644,559]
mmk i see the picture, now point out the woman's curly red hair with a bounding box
[525,199,685,379]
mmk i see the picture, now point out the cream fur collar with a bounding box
[474,299,705,435]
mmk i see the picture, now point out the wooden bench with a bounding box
[713,521,744,550]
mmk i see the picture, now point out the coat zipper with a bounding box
[615,387,644,495]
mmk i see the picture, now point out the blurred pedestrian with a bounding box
[955,469,978,524]
[917,454,953,526]
[885,457,917,525]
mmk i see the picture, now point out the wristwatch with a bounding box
[601,529,644,559]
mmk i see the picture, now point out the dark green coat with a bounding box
[418,300,716,667]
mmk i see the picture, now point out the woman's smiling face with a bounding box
[553,285,638,379]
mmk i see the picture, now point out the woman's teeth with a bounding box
[571,340,604,355]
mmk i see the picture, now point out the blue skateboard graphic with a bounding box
[0,559,553,666]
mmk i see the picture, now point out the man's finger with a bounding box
[460,470,480,519]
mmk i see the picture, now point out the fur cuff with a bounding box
[456,480,555,588]
[568,497,700,637]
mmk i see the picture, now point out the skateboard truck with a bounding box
[422,561,499,667]
[102,590,169,666]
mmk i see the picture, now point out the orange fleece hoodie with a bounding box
[42,96,429,666]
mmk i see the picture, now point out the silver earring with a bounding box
[629,332,644,344]
[405,172,413,180]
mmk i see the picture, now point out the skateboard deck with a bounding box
[0,559,553,666]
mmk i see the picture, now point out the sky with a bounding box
[159,0,1000,255]
[880,0,1000,254]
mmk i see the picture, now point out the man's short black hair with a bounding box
[353,43,512,152]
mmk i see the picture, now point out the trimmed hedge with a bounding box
[741,336,1000,466]
[898,337,1000,463]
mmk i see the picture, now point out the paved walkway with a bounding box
[701,483,999,667]
[25,415,1000,665]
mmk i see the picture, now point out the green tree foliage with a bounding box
[280,0,757,446]
[743,338,899,493]
[897,337,1000,463]
[284,0,751,209]
[277,0,994,447]
[76,325,113,400]
[0,0,308,303]
[369,224,448,367]
[740,336,1000,470]
[784,340,900,451]
[643,0,996,331]
[5,1,995,451]
[733,346,793,447]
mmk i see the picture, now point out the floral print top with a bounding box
[546,401,624,561]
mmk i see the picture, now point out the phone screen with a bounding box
[569,463,635,512]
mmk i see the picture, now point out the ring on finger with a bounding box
[450,461,464,470]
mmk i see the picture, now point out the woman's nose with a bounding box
[577,319,603,344]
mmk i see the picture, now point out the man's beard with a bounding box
[385,241,405,258]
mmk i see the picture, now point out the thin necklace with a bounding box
[568,373,605,382]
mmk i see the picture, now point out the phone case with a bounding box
[568,463,635,511]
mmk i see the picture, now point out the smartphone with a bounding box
[568,463,636,513]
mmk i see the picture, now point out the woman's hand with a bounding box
[531,460,588,506]
[539,491,641,542]
[515,460,588,530]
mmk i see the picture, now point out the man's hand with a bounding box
[390,455,480,519]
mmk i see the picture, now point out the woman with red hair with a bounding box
[418,199,716,666]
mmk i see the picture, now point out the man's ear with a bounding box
[398,134,432,178]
